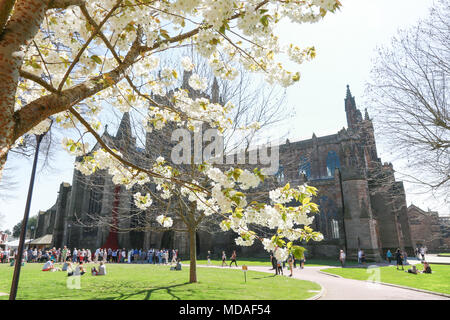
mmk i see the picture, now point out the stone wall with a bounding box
[407,205,443,252]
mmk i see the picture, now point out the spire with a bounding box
[116,112,132,142]
[346,84,352,99]
[344,85,362,129]
[364,108,370,121]
[182,70,192,89]
[211,77,220,103]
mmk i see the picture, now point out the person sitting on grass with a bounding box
[92,261,107,276]
[62,261,69,271]
[171,258,182,271]
[42,259,54,271]
[68,262,85,276]
[405,265,418,274]
[66,262,73,276]
[421,261,432,274]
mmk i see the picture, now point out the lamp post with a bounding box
[337,168,348,254]
[28,226,35,250]
[67,223,72,248]
[9,122,51,300]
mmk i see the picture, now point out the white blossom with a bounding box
[156,215,173,228]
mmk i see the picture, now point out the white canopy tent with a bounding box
[4,239,32,249]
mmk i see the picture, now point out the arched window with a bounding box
[326,151,340,176]
[331,219,340,239]
[298,156,311,179]
[275,165,285,184]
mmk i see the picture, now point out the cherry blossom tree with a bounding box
[0,0,341,282]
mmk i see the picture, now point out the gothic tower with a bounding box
[345,85,363,130]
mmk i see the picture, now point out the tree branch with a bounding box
[19,70,58,93]
[0,0,15,37]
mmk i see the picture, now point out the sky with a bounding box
[1,0,448,232]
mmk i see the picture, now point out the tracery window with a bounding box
[331,219,340,239]
[326,151,340,176]
[298,156,311,179]
[275,165,285,184]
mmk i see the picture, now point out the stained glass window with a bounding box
[326,151,340,176]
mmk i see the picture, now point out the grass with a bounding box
[438,253,450,257]
[0,263,320,300]
[196,257,359,267]
[321,264,450,295]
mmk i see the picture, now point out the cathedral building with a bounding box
[34,83,416,261]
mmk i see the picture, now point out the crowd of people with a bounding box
[1,246,180,266]
[268,248,305,277]
[2,244,437,278]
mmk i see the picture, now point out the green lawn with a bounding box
[321,264,450,295]
[438,253,450,257]
[197,257,359,267]
[0,263,320,300]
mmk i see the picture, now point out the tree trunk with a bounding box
[188,227,197,283]
[0,0,48,179]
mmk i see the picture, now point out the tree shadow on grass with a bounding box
[96,281,191,300]
[251,274,277,280]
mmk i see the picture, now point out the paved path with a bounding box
[407,254,450,265]
[196,264,449,300]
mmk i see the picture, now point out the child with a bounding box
[221,251,226,267]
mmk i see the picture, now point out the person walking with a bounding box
[420,247,425,261]
[288,253,294,277]
[386,249,393,264]
[207,251,211,265]
[395,248,404,270]
[221,251,226,267]
[270,254,276,270]
[299,253,305,269]
[339,249,346,267]
[171,249,177,265]
[276,258,283,275]
[229,250,238,267]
